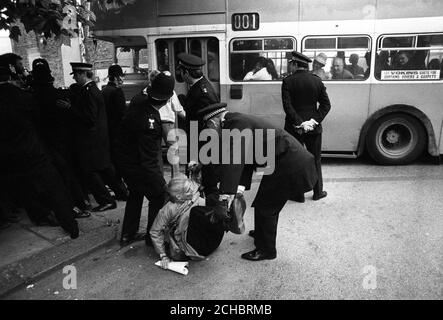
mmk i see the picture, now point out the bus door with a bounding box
[155,37,220,99]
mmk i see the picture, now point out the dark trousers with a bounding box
[84,166,127,206]
[121,185,165,238]
[293,133,323,195]
[48,147,87,210]
[23,164,78,236]
[254,201,287,255]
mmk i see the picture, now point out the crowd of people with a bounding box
[0,49,330,266]
[0,53,135,237]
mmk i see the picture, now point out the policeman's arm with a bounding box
[313,82,331,123]
[281,78,304,125]
[219,119,253,194]
[114,88,127,121]
[68,92,96,128]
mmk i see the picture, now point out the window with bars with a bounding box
[229,37,295,81]
[376,33,443,80]
[302,35,371,81]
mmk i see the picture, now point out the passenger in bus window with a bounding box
[266,58,279,80]
[393,51,416,70]
[243,56,273,81]
[375,51,391,79]
[311,53,330,80]
[347,54,365,78]
[428,58,441,70]
[331,57,354,80]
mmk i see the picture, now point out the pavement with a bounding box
[0,166,174,298]
[2,158,443,299]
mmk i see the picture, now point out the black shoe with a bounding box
[120,232,146,247]
[248,230,255,238]
[313,191,327,201]
[73,207,91,219]
[289,195,305,203]
[70,227,79,239]
[241,249,276,261]
[92,202,117,212]
[35,214,60,227]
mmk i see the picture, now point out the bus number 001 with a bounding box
[232,13,259,31]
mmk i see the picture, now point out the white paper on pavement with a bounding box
[154,260,189,275]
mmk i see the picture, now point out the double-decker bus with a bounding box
[93,0,443,165]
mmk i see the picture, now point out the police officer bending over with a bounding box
[196,104,318,261]
[114,73,175,247]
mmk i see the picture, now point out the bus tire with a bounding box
[366,113,426,165]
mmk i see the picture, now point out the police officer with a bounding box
[196,104,318,261]
[101,64,129,200]
[282,51,331,201]
[177,53,221,185]
[0,65,79,238]
[31,59,91,218]
[177,53,220,123]
[114,72,175,247]
[68,62,118,211]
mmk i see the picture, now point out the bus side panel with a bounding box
[223,82,370,153]
[368,83,443,154]
[321,83,371,152]
[223,83,285,128]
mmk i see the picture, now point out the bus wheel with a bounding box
[366,114,426,165]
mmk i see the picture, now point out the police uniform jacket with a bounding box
[113,92,165,196]
[32,83,74,159]
[102,82,127,144]
[70,81,111,172]
[184,76,219,122]
[205,112,318,208]
[0,82,48,177]
[281,70,331,135]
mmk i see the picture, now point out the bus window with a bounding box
[189,39,202,58]
[302,35,371,81]
[156,40,169,72]
[207,38,220,82]
[376,33,443,80]
[174,39,186,83]
[229,37,295,81]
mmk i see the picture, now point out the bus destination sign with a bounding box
[232,13,259,31]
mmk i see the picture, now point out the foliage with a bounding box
[0,0,136,41]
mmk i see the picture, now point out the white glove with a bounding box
[300,121,314,132]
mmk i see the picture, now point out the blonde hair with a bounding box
[167,175,195,203]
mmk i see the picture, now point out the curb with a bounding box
[0,223,117,298]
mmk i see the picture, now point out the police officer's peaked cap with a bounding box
[196,102,228,122]
[148,72,175,101]
[70,62,93,74]
[32,58,50,72]
[177,53,205,70]
[108,64,124,77]
[289,51,312,64]
[32,58,54,83]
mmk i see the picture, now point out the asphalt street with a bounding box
[5,158,443,300]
